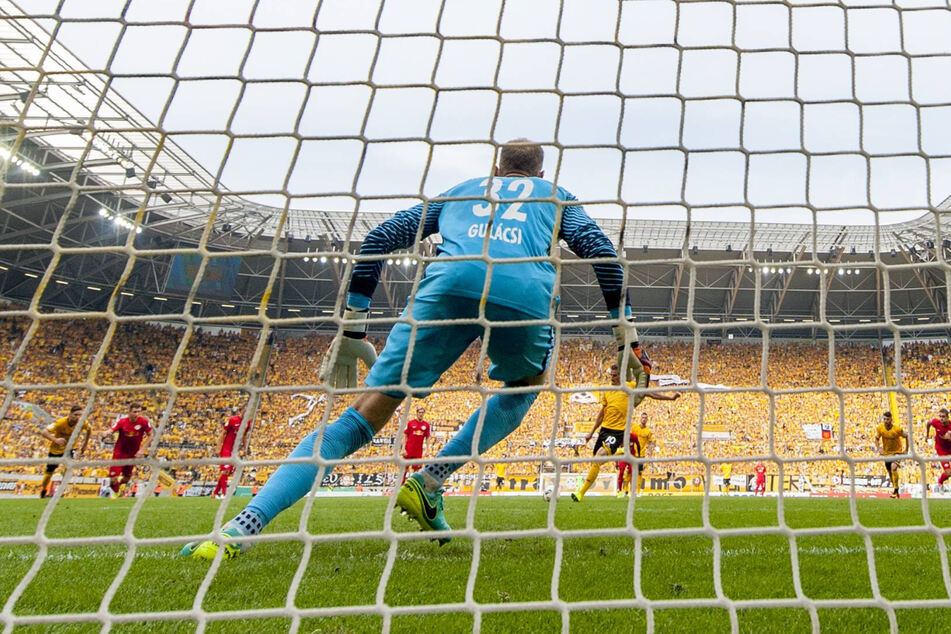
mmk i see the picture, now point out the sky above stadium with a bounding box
[17,0,951,227]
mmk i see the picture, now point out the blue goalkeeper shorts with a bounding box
[364,294,552,397]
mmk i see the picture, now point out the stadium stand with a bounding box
[3,314,945,493]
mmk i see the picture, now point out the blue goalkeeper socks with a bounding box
[243,407,375,528]
[423,391,538,487]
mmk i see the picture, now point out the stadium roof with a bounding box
[1,2,949,340]
[2,3,951,250]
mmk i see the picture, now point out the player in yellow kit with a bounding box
[617,411,655,497]
[494,462,506,491]
[572,361,679,502]
[875,411,907,498]
[36,405,90,498]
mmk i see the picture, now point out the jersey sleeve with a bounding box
[556,189,625,312]
[110,418,122,433]
[348,200,444,299]
[423,424,430,438]
[144,419,153,433]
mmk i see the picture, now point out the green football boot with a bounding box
[178,522,248,560]
[396,473,452,545]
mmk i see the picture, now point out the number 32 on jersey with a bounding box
[471,178,533,221]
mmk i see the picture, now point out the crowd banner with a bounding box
[802,423,834,440]
[569,392,598,404]
[701,423,731,440]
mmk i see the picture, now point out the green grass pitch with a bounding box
[2,495,951,633]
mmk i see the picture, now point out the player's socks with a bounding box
[421,391,537,492]
[576,463,601,500]
[242,407,375,527]
[39,473,52,498]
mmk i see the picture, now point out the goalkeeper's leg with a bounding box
[240,399,393,521]
[397,307,548,540]
[180,395,397,560]
[181,301,480,559]
[400,388,539,541]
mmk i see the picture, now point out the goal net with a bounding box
[2,0,951,631]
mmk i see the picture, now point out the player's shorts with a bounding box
[45,450,74,473]
[402,453,423,472]
[366,295,552,398]
[108,464,135,482]
[939,453,951,472]
[219,464,235,476]
[884,458,900,475]
[109,455,135,482]
[594,429,626,455]
[618,461,643,476]
[495,476,504,486]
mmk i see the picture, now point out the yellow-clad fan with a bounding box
[572,359,679,502]
[36,405,90,499]
[875,410,907,498]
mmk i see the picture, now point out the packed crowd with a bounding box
[2,311,949,490]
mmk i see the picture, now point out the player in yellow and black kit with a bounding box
[36,405,90,498]
[875,410,907,498]
[618,411,655,497]
[572,360,679,502]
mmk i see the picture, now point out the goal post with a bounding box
[1,1,951,632]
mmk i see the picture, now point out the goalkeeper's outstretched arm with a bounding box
[557,198,624,314]
[319,200,445,388]
[347,201,444,301]
[557,198,649,389]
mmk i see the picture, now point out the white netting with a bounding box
[2,1,951,632]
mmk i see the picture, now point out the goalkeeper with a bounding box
[182,139,649,559]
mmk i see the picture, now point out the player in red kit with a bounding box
[616,429,641,497]
[100,404,152,498]
[926,407,951,492]
[400,407,430,484]
[754,463,767,496]
[213,409,247,498]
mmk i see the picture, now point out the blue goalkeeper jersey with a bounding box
[349,176,624,319]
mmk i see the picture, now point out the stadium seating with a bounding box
[1,312,946,490]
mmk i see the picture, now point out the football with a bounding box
[542,487,554,502]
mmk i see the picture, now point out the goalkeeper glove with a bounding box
[611,307,651,404]
[319,296,378,388]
